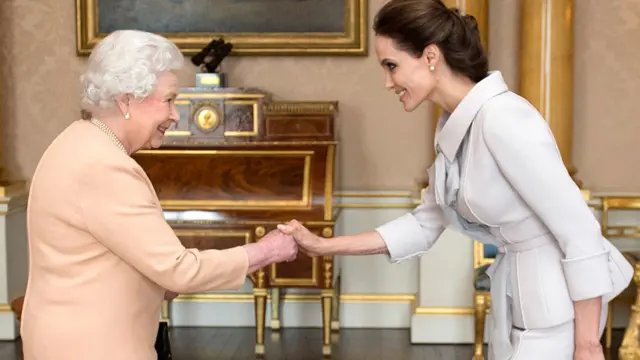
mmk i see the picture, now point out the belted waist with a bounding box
[497,233,556,253]
[488,232,557,360]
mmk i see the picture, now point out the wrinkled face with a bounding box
[126,71,179,150]
[375,35,437,112]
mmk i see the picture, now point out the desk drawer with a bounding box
[174,228,254,251]
[268,225,333,288]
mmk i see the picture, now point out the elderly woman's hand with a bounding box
[244,229,298,274]
[258,229,298,263]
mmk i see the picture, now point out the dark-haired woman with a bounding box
[277,0,632,359]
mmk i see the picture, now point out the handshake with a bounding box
[244,220,327,272]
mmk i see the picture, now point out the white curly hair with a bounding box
[80,30,184,109]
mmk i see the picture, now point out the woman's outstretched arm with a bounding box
[278,181,446,262]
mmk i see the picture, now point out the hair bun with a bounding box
[449,7,462,18]
[448,7,479,32]
[462,14,479,32]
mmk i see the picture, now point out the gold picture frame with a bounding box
[75,0,367,56]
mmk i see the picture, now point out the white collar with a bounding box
[435,71,509,161]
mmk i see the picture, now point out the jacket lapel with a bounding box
[435,71,510,163]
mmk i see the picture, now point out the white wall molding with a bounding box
[170,292,415,328]
[411,227,477,343]
[0,191,28,340]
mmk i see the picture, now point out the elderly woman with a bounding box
[21,30,297,360]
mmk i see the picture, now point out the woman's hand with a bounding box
[277,220,325,256]
[244,229,298,274]
[574,343,605,360]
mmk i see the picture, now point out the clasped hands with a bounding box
[164,220,323,301]
[257,220,326,265]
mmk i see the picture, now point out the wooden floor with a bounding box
[0,327,625,359]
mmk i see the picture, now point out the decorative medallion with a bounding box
[192,102,222,132]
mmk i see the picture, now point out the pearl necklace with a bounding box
[90,118,128,155]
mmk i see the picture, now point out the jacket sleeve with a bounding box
[374,167,447,263]
[482,104,613,301]
[78,159,249,294]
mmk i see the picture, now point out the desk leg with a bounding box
[331,273,341,332]
[321,227,334,357]
[254,268,267,357]
[270,288,281,331]
[321,288,333,357]
[619,264,640,360]
[321,254,333,356]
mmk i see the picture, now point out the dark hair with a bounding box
[373,0,488,83]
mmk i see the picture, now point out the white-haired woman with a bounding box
[21,29,297,360]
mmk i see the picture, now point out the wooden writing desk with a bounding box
[132,87,340,357]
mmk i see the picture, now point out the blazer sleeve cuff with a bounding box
[375,213,428,263]
[227,246,251,289]
[561,250,614,301]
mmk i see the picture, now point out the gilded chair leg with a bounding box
[270,288,281,331]
[619,266,640,360]
[473,292,488,360]
[605,302,613,349]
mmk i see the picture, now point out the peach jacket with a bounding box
[22,120,249,360]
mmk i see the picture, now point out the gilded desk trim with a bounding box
[324,144,335,220]
[172,229,252,243]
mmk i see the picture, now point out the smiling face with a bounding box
[126,71,179,150]
[375,35,437,112]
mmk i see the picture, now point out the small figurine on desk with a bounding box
[191,37,233,88]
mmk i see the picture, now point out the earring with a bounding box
[124,98,131,119]
[429,65,435,71]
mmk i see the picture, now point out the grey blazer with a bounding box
[376,71,633,360]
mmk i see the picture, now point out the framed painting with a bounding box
[75,0,367,56]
